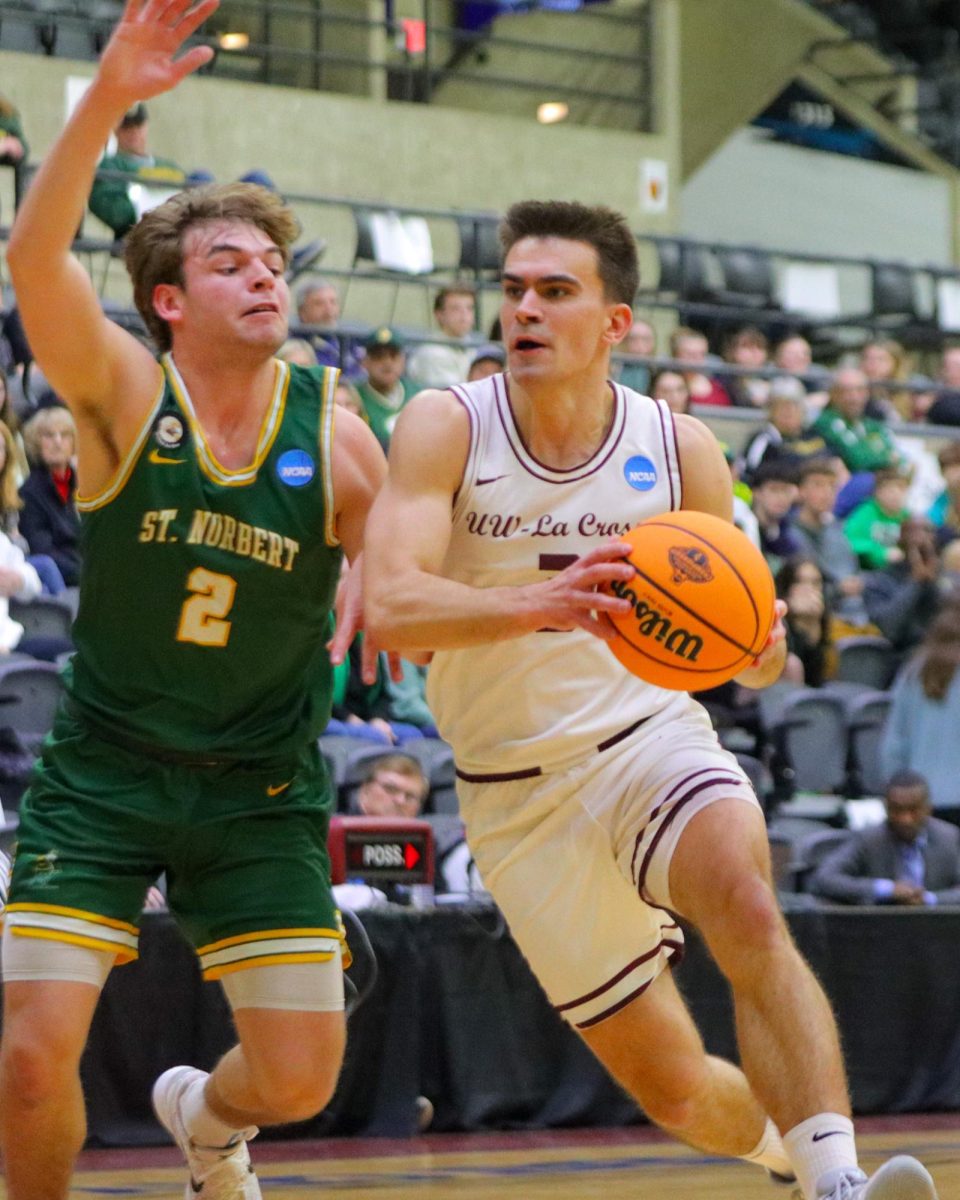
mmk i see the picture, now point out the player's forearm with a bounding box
[366,569,546,652]
[7,82,125,275]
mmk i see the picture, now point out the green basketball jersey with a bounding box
[68,355,344,763]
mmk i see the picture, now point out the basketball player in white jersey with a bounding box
[364,202,938,1200]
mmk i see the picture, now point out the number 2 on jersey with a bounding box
[176,567,237,648]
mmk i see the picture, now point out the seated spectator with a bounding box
[792,460,870,628]
[357,328,418,451]
[275,338,317,368]
[19,406,81,588]
[0,93,27,171]
[719,325,770,409]
[927,344,960,426]
[859,338,914,422]
[617,318,656,393]
[772,334,830,407]
[749,461,802,574]
[0,368,28,484]
[649,369,689,414]
[326,633,424,745]
[863,516,944,658]
[407,286,478,388]
[88,104,188,241]
[334,381,368,421]
[467,343,505,382]
[294,277,364,380]
[0,529,40,654]
[809,770,960,905]
[929,440,960,544]
[775,556,832,687]
[812,367,902,474]
[0,419,64,596]
[669,326,730,406]
[741,376,829,484]
[355,753,428,818]
[387,658,439,738]
[881,601,960,820]
[843,467,911,570]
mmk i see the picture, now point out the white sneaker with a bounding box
[152,1066,261,1200]
[813,1156,938,1200]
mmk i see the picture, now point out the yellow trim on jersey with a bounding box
[197,925,344,955]
[319,366,340,547]
[9,925,138,963]
[162,353,288,487]
[76,369,167,512]
[5,902,139,934]
[202,950,337,980]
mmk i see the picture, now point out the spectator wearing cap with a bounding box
[930,440,960,544]
[88,104,188,241]
[407,286,478,388]
[295,278,364,381]
[357,328,418,450]
[467,343,505,382]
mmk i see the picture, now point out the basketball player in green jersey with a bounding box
[0,3,389,1198]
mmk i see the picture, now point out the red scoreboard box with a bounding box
[328,816,435,886]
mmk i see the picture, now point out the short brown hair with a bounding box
[938,440,960,470]
[360,753,427,791]
[499,200,638,304]
[124,182,300,352]
[433,286,476,314]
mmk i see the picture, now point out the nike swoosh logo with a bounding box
[266,781,292,796]
[149,448,185,465]
[812,1130,850,1142]
[476,474,508,486]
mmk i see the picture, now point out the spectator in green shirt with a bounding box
[88,103,188,241]
[0,94,28,168]
[844,467,911,569]
[813,366,901,474]
[357,327,419,451]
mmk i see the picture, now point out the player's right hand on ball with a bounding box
[528,542,634,639]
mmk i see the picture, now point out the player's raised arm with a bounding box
[6,0,218,421]
[363,390,634,652]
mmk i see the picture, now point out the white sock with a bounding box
[743,1116,794,1178]
[179,1072,251,1149]
[783,1113,858,1200]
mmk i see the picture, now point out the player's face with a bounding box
[165,220,290,354]
[501,237,626,384]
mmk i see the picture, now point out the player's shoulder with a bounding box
[395,387,472,437]
[673,411,725,461]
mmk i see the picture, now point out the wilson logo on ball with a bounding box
[609,579,704,662]
[668,545,713,585]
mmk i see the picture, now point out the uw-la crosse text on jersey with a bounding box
[426,375,685,776]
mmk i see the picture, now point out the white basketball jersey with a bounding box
[427,374,684,776]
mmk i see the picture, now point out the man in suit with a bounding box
[810,770,960,905]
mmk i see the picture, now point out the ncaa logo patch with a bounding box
[623,455,658,491]
[277,449,315,487]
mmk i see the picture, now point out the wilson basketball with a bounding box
[602,510,776,691]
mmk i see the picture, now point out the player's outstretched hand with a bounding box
[98,0,220,106]
[528,542,634,640]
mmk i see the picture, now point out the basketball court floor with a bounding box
[42,1115,958,1199]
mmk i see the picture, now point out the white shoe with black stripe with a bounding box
[152,1066,261,1200]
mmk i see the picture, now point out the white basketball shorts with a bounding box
[456,691,759,1029]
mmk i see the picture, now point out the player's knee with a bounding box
[633,1058,707,1134]
[0,1025,79,1108]
[252,1051,341,1122]
[706,874,786,981]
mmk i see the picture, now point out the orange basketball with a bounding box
[602,510,776,691]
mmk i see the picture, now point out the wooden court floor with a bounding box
[26,1115,959,1199]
